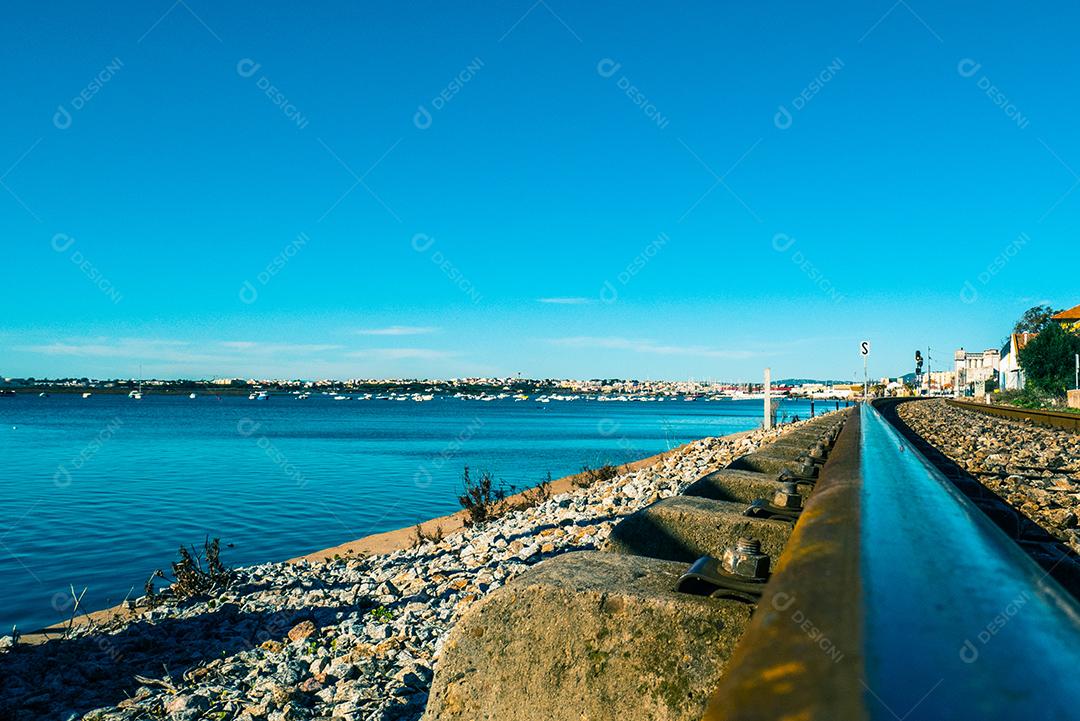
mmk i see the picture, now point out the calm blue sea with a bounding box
[0,393,833,632]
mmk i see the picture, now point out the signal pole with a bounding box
[860,340,870,400]
[764,367,772,429]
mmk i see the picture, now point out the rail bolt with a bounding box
[721,537,770,580]
[809,443,826,459]
[773,481,803,510]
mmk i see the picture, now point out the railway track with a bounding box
[947,398,1080,433]
[422,401,1080,721]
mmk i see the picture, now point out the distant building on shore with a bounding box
[925,370,955,395]
[999,332,1038,391]
[954,347,1000,397]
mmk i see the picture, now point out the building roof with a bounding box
[1052,304,1080,321]
[1013,332,1038,352]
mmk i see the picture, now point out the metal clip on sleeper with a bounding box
[744,482,803,522]
[676,538,770,603]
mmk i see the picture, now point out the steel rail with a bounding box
[702,400,1080,720]
[861,399,1080,719]
[948,398,1080,432]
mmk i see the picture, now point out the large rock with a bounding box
[603,496,792,563]
[423,551,753,721]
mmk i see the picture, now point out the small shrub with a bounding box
[370,606,393,622]
[516,471,553,510]
[457,466,509,527]
[411,522,445,547]
[574,463,620,489]
[145,537,233,607]
[997,387,1059,410]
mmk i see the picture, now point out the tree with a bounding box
[1014,304,1061,334]
[1018,323,1080,397]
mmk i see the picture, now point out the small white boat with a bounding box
[189,393,197,399]
[39,392,48,398]
[82,392,92,398]
[333,395,349,401]
[131,366,144,399]
[256,391,268,401]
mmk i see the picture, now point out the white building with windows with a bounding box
[954,347,1000,397]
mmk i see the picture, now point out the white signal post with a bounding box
[860,340,871,400]
[764,367,772,430]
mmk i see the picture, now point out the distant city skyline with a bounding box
[3,3,1077,381]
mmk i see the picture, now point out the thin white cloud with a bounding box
[537,297,593,305]
[219,341,342,354]
[354,326,438,336]
[9,336,473,378]
[548,336,758,359]
[16,339,224,364]
[346,348,460,360]
[17,339,342,363]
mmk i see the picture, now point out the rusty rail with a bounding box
[700,408,863,720]
[948,398,1080,432]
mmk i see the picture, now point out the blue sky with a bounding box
[1,1,1077,381]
